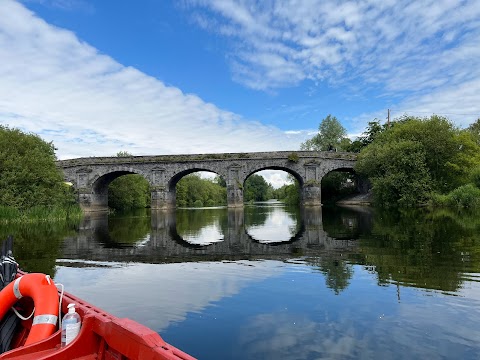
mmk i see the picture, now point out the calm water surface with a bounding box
[3,202,480,359]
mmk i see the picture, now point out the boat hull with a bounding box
[0,272,196,360]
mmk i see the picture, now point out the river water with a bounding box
[3,202,480,359]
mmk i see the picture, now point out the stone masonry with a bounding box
[57,151,357,212]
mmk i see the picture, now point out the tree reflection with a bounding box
[307,255,354,295]
[0,221,75,276]
[355,208,480,292]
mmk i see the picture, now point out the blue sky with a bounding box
[1,0,480,185]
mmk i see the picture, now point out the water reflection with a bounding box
[6,205,480,359]
[245,201,302,243]
[5,205,480,298]
[59,206,358,266]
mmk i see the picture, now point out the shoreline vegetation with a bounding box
[2,113,480,223]
[0,125,83,224]
[0,205,83,224]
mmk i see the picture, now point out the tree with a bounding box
[244,174,274,202]
[108,152,150,210]
[357,140,432,207]
[300,115,348,151]
[0,125,75,210]
[385,115,479,192]
[467,118,480,146]
[356,115,480,207]
[176,174,227,207]
[273,175,301,205]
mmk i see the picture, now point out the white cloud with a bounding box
[186,0,480,127]
[0,0,306,159]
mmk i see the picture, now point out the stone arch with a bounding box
[243,166,304,187]
[90,167,150,193]
[86,167,150,210]
[320,166,360,203]
[167,168,225,192]
[150,167,227,210]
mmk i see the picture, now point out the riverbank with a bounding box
[336,192,373,206]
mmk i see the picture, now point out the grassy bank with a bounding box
[0,205,83,224]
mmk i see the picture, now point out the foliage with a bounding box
[108,152,151,210]
[272,175,300,205]
[0,125,76,210]
[467,118,480,145]
[176,174,227,207]
[321,172,356,204]
[472,166,480,189]
[244,174,274,202]
[357,140,431,207]
[300,115,348,151]
[347,120,388,152]
[287,152,299,162]
[357,115,480,207]
[432,184,480,209]
[387,116,479,192]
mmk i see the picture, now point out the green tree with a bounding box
[244,174,274,202]
[0,125,75,210]
[467,118,480,146]
[300,115,348,151]
[108,152,150,210]
[357,115,480,207]
[357,140,432,207]
[272,175,300,205]
[176,174,227,207]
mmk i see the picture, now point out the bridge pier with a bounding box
[302,183,322,207]
[151,187,176,210]
[78,188,109,212]
[227,184,244,208]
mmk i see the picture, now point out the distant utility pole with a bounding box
[387,109,390,128]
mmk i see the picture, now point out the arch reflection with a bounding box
[61,206,360,263]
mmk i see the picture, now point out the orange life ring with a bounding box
[0,273,59,346]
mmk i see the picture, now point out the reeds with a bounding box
[0,205,83,223]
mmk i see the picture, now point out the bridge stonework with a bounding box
[57,151,357,212]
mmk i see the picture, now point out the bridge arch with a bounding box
[167,168,225,192]
[84,167,150,210]
[243,166,303,187]
[165,168,227,208]
[320,166,363,204]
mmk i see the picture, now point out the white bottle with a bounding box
[61,303,81,347]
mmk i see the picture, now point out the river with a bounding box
[3,202,480,359]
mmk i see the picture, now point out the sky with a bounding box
[1,0,480,187]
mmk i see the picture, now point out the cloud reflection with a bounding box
[54,260,282,331]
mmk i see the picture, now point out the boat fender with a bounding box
[0,273,59,346]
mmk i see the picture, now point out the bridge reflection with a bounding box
[61,206,367,264]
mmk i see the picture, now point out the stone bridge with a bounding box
[57,151,357,211]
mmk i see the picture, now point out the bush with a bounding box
[0,125,75,210]
[206,199,215,207]
[447,184,480,208]
[356,140,431,207]
[193,200,203,207]
[471,166,480,189]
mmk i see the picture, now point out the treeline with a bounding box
[174,173,300,208]
[0,125,81,222]
[108,170,300,210]
[356,116,480,208]
[302,114,480,208]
